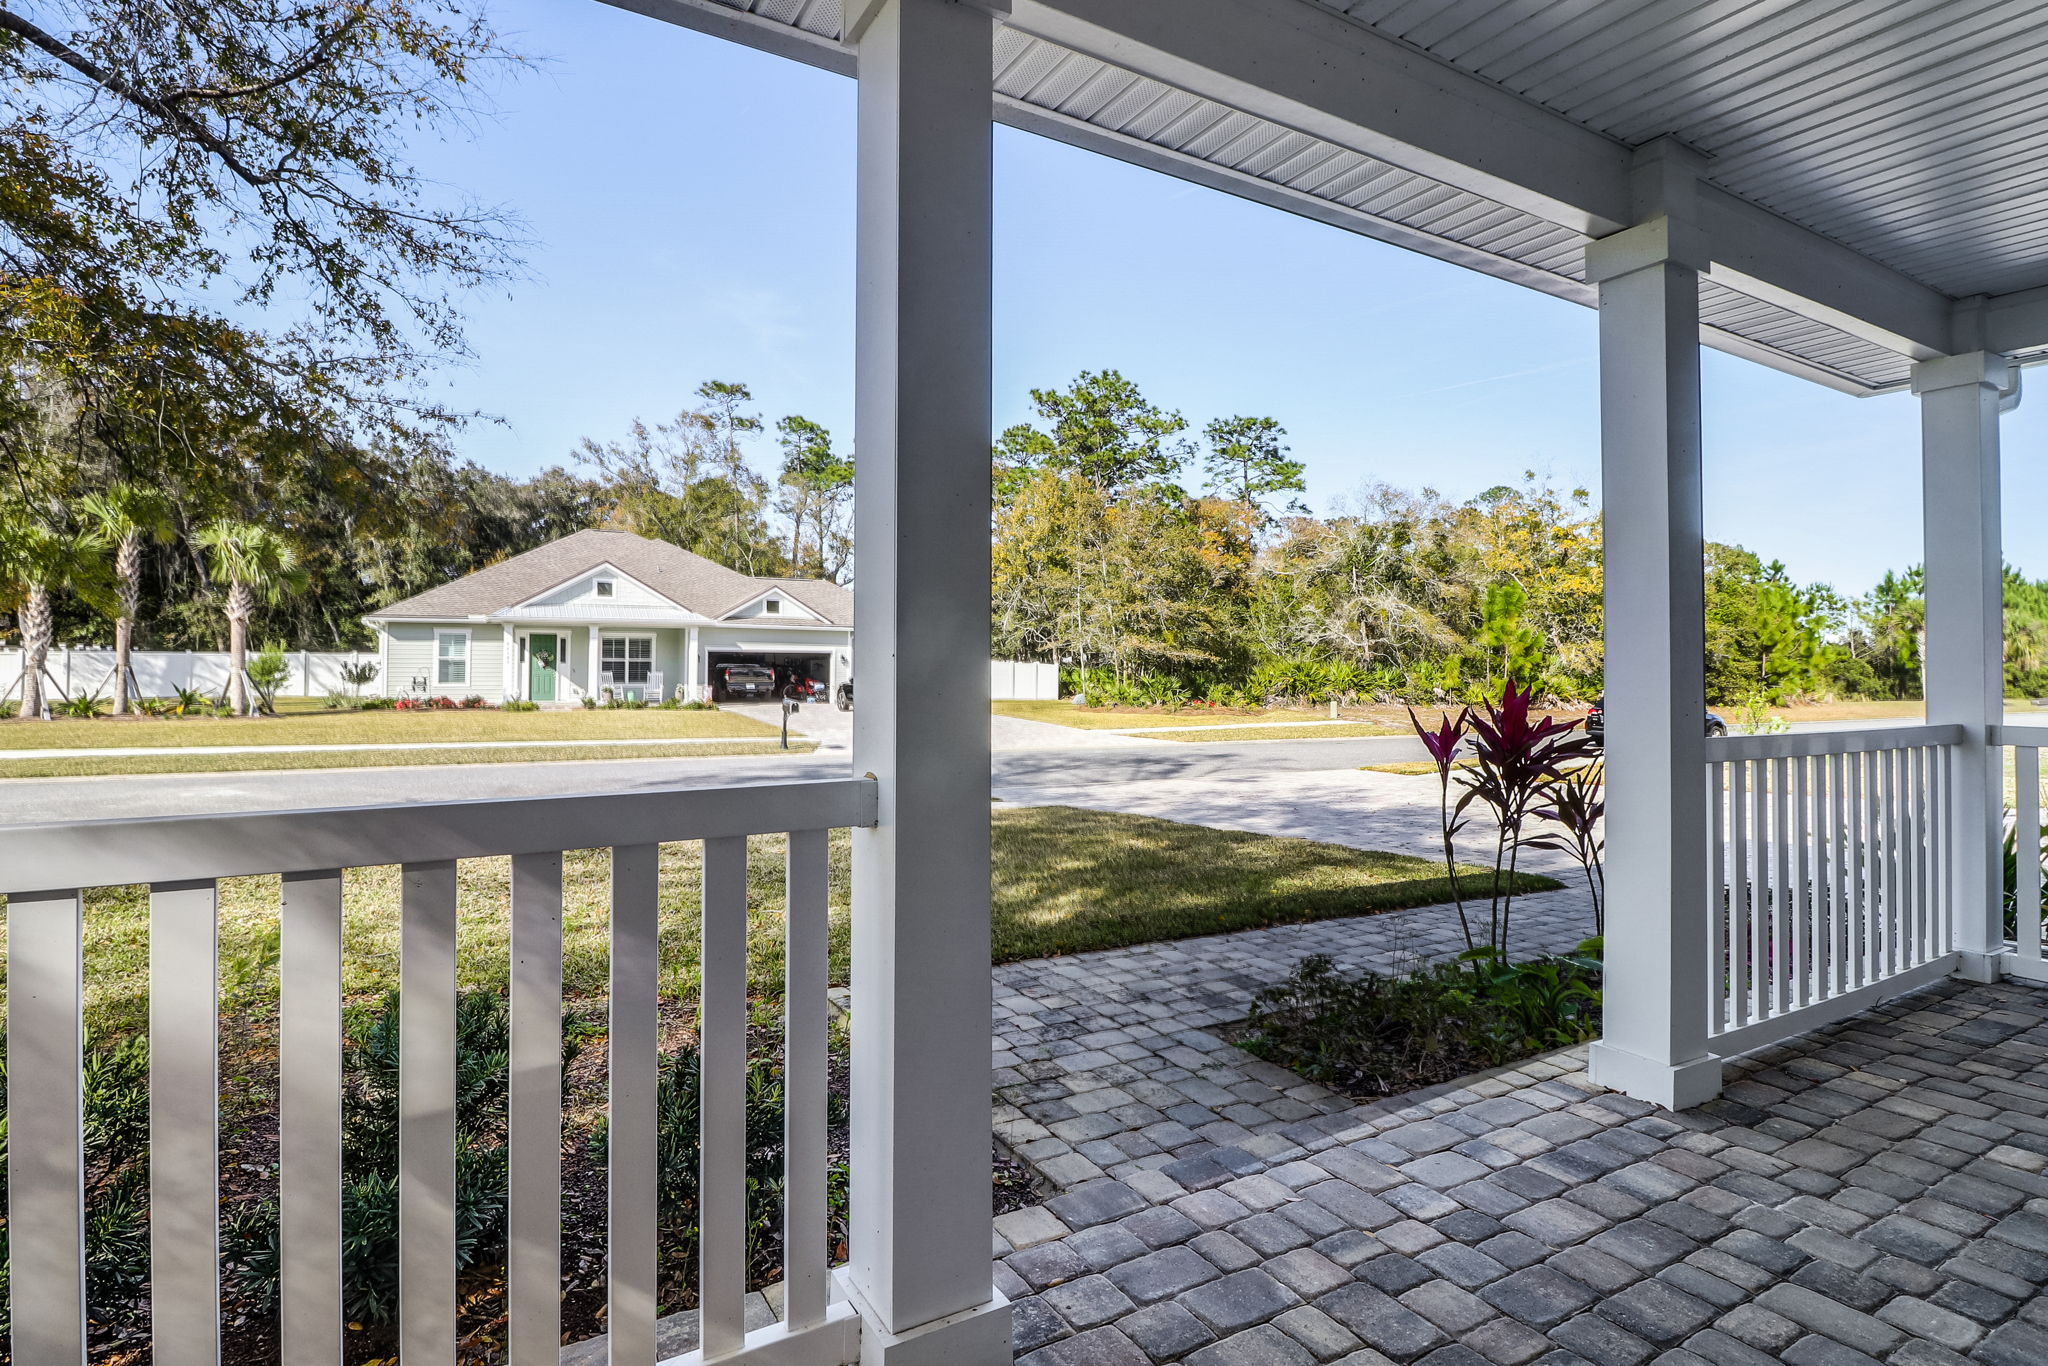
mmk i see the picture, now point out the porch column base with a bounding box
[836,1272,1010,1366]
[1587,1042,1722,1110]
[1953,949,2009,983]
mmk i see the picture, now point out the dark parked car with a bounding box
[716,663,777,700]
[1584,696,1727,746]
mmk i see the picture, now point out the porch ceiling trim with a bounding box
[605,0,2048,395]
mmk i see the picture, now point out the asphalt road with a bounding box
[0,733,1433,826]
[1,712,1971,828]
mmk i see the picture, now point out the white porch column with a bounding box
[844,0,1010,1361]
[1916,352,2014,978]
[1585,144,1721,1110]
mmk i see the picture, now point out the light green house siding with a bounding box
[381,623,505,700]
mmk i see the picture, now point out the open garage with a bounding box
[705,649,833,701]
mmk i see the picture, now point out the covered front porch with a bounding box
[7,2,2048,1365]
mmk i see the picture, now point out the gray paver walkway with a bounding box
[993,765,1602,1191]
[996,977,2048,1366]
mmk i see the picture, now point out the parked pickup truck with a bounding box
[716,664,777,700]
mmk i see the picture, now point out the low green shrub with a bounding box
[357,695,396,710]
[1240,942,1602,1099]
[502,698,541,712]
[246,644,292,713]
[53,693,108,718]
[0,1031,155,1339]
[590,1034,850,1294]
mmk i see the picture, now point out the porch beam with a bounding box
[1974,285,2048,356]
[1915,351,2014,978]
[608,0,1959,364]
[843,0,1011,1361]
[1585,145,1722,1111]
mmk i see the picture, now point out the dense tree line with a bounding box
[991,371,2042,708]
[4,377,852,657]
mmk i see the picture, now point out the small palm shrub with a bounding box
[53,693,109,717]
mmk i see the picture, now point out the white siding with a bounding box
[528,566,669,611]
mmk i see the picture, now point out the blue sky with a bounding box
[406,0,2048,599]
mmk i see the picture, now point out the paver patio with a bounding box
[993,976,2048,1366]
[984,766,2048,1363]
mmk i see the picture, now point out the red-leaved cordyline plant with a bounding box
[1408,704,1476,952]
[1453,679,1597,959]
[1531,759,1606,936]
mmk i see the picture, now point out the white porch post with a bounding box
[1585,142,1722,1110]
[843,0,1010,1361]
[1917,352,2014,978]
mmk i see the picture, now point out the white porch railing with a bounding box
[1704,725,1962,1057]
[0,779,874,1366]
[1993,725,2048,985]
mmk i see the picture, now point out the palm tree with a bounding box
[0,511,113,719]
[79,485,173,715]
[195,520,303,716]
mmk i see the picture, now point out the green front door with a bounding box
[528,633,559,702]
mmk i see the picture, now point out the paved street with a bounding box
[0,728,1431,825]
[0,711,1969,828]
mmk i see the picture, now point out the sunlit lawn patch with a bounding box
[25,806,1554,1035]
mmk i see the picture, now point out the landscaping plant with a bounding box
[195,522,306,717]
[1241,942,1603,1099]
[78,485,175,717]
[245,643,293,715]
[339,659,381,700]
[1409,679,1596,959]
[0,511,115,720]
[1531,759,1606,935]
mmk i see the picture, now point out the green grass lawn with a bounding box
[0,705,777,751]
[0,739,815,779]
[10,805,1556,1036]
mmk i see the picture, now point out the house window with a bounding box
[601,635,653,684]
[765,598,781,614]
[595,580,615,598]
[436,631,470,686]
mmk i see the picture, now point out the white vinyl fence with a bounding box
[1,647,378,704]
[990,659,1058,701]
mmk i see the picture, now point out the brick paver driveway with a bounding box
[995,978,2048,1366]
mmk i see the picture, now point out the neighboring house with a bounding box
[363,529,852,704]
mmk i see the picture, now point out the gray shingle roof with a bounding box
[366,529,853,626]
